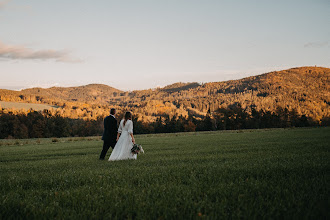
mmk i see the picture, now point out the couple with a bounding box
[99,108,137,161]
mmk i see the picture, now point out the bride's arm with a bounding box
[130,133,135,144]
[128,120,135,144]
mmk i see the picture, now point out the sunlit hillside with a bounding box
[0,66,329,122]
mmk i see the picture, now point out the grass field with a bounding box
[0,127,329,219]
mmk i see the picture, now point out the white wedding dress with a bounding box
[108,119,137,161]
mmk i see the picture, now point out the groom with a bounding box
[99,108,118,160]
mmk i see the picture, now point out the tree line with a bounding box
[0,106,329,139]
[0,110,103,139]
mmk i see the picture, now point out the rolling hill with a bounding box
[0,66,329,122]
[21,84,123,103]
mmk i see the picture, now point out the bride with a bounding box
[108,111,137,161]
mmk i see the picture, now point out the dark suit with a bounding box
[99,115,118,159]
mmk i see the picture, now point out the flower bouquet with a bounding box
[131,144,144,154]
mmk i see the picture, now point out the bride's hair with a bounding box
[123,111,132,126]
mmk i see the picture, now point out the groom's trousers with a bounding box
[99,140,116,160]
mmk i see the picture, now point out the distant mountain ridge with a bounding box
[20,84,123,103]
[160,82,201,93]
[0,66,329,122]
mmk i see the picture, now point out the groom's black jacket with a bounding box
[101,115,118,144]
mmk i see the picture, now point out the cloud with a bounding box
[0,0,11,9]
[0,40,82,63]
[304,41,329,48]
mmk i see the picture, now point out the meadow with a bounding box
[0,127,329,219]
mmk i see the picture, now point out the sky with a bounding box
[0,0,329,91]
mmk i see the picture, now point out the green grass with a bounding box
[0,127,329,219]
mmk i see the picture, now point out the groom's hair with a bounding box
[110,108,116,115]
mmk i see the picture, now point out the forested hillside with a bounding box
[0,66,329,123]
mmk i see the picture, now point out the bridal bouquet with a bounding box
[131,144,144,154]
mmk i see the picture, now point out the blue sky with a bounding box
[0,0,329,91]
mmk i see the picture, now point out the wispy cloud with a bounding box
[304,41,329,48]
[0,41,82,63]
[0,0,11,9]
